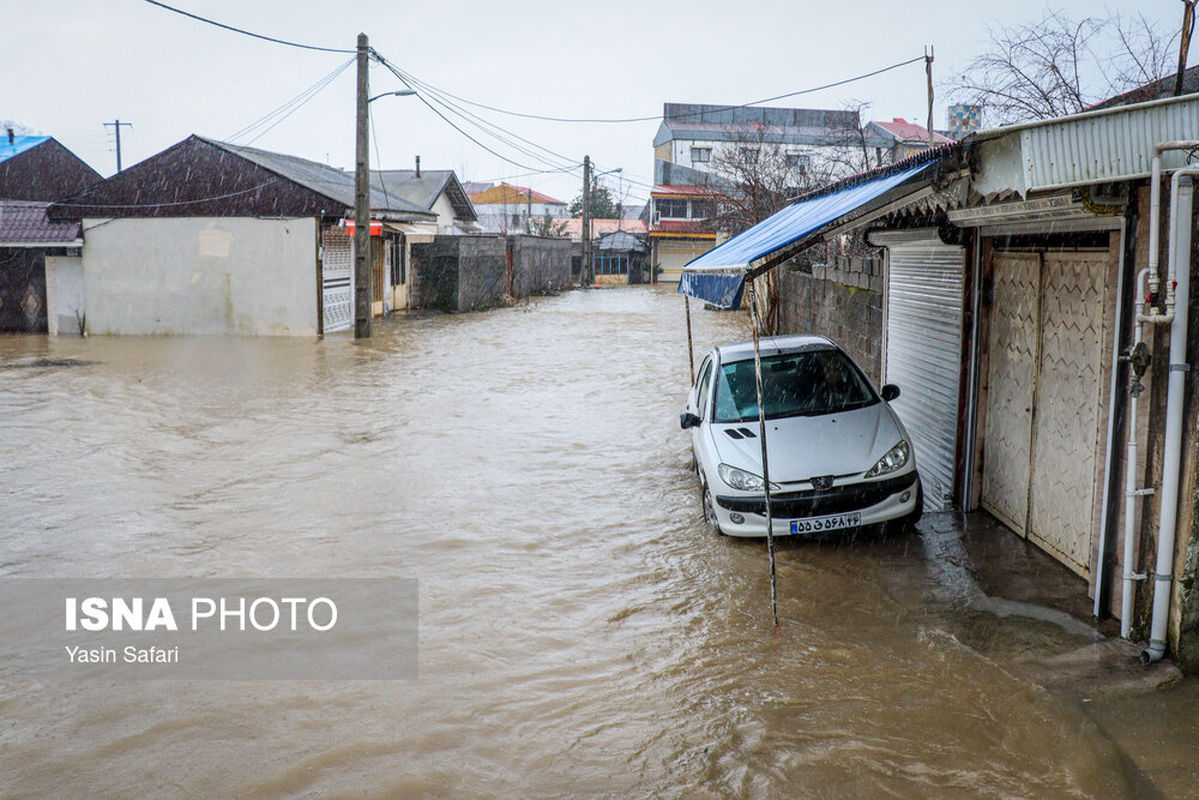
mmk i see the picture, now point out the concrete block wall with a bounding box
[777,253,884,385]
[410,236,506,312]
[508,235,571,297]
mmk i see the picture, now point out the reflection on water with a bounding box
[0,287,1191,798]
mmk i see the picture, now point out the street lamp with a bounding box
[369,88,417,103]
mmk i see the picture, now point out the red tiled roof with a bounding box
[561,217,648,239]
[649,220,717,236]
[870,118,954,145]
[651,184,723,197]
[0,200,80,243]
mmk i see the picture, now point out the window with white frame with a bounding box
[786,152,810,169]
[690,146,711,163]
[740,147,759,165]
[655,198,688,219]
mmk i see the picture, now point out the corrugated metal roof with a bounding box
[203,138,431,216]
[374,170,477,221]
[967,93,1199,196]
[469,182,565,206]
[0,135,50,164]
[0,200,80,243]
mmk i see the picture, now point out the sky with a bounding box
[1,0,1186,211]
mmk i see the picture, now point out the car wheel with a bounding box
[701,483,723,535]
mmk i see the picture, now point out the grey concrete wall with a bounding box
[508,235,571,297]
[776,254,884,385]
[456,236,505,310]
[410,236,506,311]
[81,217,318,336]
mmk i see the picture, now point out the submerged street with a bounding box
[2,286,1197,798]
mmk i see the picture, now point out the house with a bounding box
[0,200,83,333]
[653,102,889,178]
[374,165,480,234]
[0,129,101,202]
[47,135,439,335]
[680,90,1199,669]
[0,131,98,333]
[592,230,649,286]
[647,183,721,283]
[467,182,568,234]
[865,118,956,164]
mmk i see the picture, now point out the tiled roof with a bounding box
[1088,65,1199,110]
[469,182,565,205]
[560,217,647,239]
[648,220,717,236]
[652,184,723,197]
[869,118,954,145]
[0,200,80,243]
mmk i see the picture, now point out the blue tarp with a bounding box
[0,135,50,164]
[677,162,934,307]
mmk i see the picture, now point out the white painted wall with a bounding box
[82,217,319,336]
[44,255,84,335]
[667,137,867,177]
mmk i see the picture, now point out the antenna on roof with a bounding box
[415,154,421,179]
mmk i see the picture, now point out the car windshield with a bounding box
[712,349,877,422]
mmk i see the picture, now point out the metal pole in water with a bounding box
[748,278,779,626]
[684,294,695,383]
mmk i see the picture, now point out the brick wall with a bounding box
[776,254,884,384]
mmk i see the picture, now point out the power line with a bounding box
[391,55,927,125]
[141,0,355,54]
[230,57,356,145]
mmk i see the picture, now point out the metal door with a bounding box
[882,233,965,510]
[1027,251,1106,576]
[321,227,352,333]
[981,252,1041,534]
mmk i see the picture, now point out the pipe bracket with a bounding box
[1155,573,1175,582]
[1170,363,1191,372]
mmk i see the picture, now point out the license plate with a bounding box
[790,512,861,534]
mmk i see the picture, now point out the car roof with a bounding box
[714,334,837,364]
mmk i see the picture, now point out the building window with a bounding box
[740,148,759,165]
[656,198,688,219]
[690,147,711,163]
[785,152,810,169]
[690,199,715,220]
[511,213,521,227]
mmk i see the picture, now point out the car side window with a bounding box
[696,359,715,420]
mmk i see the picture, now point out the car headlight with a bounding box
[864,440,910,478]
[718,463,769,492]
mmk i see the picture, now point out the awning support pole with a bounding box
[685,295,695,383]
[748,278,779,627]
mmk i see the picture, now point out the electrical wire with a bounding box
[389,55,927,125]
[142,0,356,53]
[227,57,355,144]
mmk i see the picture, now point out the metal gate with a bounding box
[881,231,965,511]
[321,227,352,333]
[982,250,1107,577]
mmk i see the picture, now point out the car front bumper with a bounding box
[712,472,920,538]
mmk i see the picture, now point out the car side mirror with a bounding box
[881,384,900,402]
[680,412,702,430]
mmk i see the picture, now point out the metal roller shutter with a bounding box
[321,227,353,334]
[880,231,965,511]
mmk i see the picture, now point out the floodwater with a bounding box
[0,286,1196,798]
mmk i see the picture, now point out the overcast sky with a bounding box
[2,0,1185,210]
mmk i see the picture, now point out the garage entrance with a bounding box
[980,244,1114,578]
[878,230,966,512]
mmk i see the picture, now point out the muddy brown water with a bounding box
[0,286,1195,798]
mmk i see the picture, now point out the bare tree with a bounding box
[951,8,1179,125]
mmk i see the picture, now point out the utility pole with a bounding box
[1176,1,1197,96]
[526,187,532,233]
[103,119,133,173]
[924,46,935,148]
[354,32,372,340]
[581,155,591,287]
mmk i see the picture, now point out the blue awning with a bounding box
[677,162,934,307]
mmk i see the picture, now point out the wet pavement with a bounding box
[1,285,1197,798]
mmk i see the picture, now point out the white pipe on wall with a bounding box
[1121,269,1152,637]
[1143,171,1196,663]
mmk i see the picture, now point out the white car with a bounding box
[681,334,922,537]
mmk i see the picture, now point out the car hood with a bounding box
[711,402,904,484]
